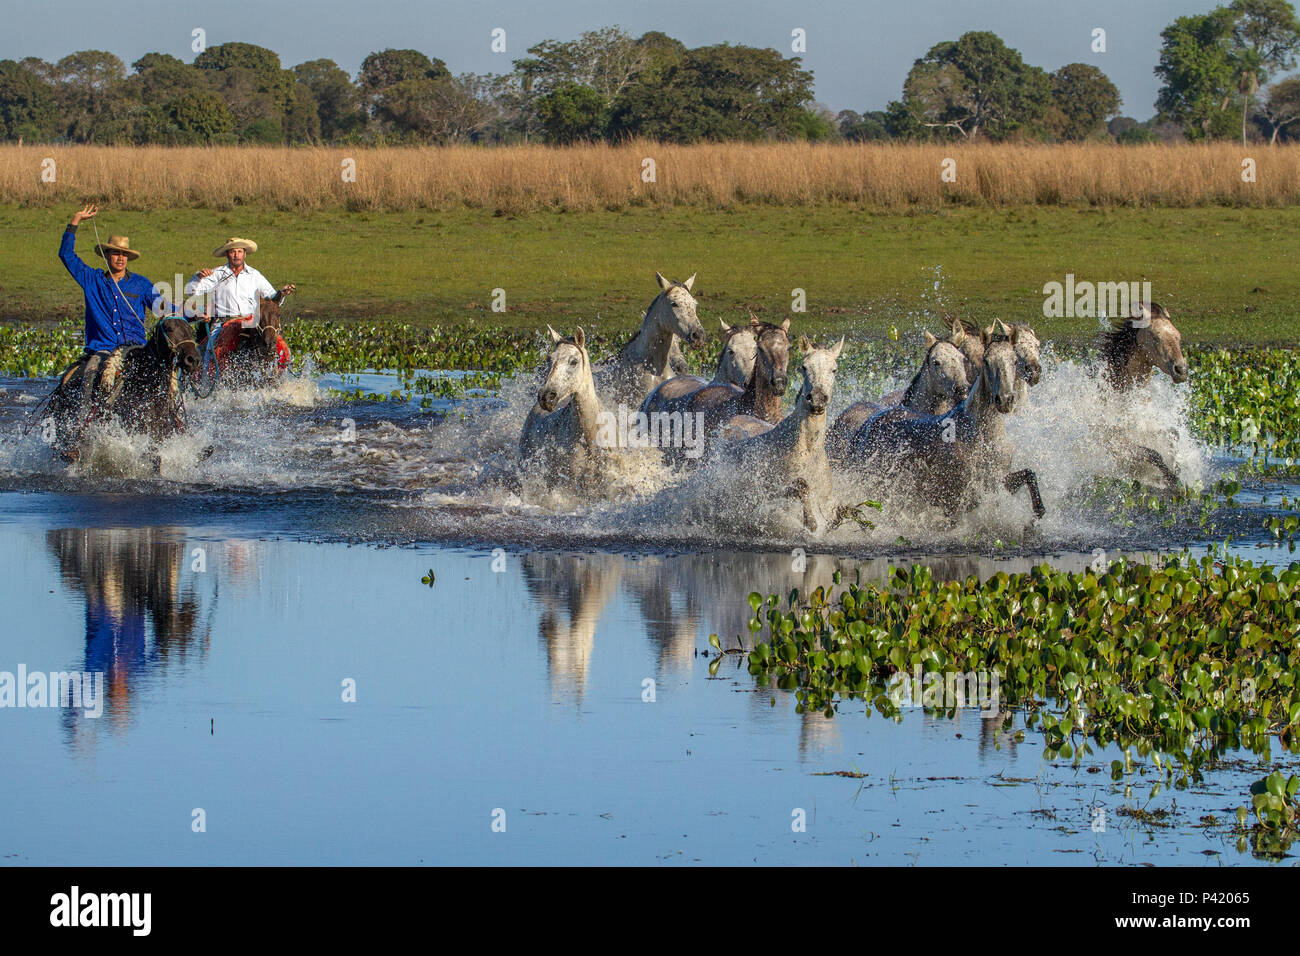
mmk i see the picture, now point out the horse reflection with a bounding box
[521,552,622,703]
[47,527,208,739]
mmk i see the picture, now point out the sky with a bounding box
[2,0,1226,119]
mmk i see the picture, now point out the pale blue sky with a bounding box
[4,0,1225,117]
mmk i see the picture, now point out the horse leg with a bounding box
[783,478,818,533]
[1135,443,1180,489]
[1004,469,1046,518]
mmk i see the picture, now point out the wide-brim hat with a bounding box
[94,236,140,261]
[213,237,258,257]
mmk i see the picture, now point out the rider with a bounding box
[58,204,180,413]
[185,237,294,378]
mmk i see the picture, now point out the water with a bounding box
[0,358,1295,865]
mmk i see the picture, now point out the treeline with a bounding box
[0,3,1297,148]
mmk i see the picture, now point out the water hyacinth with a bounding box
[739,553,1300,781]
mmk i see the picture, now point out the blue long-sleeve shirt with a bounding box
[59,225,176,352]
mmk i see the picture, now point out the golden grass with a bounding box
[2,141,1297,212]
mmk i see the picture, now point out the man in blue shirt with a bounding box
[58,204,179,414]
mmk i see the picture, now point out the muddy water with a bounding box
[0,359,1295,865]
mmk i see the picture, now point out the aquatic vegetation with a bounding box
[1235,770,1300,859]
[1188,348,1300,472]
[737,553,1300,781]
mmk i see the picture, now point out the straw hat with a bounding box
[213,237,258,257]
[93,236,140,261]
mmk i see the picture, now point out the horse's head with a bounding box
[795,336,844,417]
[753,317,792,396]
[716,318,759,386]
[995,319,1042,387]
[944,317,984,381]
[920,331,970,407]
[654,271,706,349]
[255,298,283,351]
[980,327,1020,414]
[158,318,201,375]
[1132,303,1188,384]
[538,325,590,412]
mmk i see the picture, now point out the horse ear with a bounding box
[655,272,671,291]
[720,318,733,333]
[923,330,938,349]
[780,316,791,333]
[995,318,1011,337]
[574,327,586,351]
[547,325,562,344]
[682,273,696,291]
[830,336,845,360]
[950,320,965,345]
[797,334,813,352]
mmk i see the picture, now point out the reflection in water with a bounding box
[518,547,1137,756]
[47,527,210,742]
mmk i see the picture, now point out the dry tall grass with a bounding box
[2,142,1297,212]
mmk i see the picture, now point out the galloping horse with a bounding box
[47,318,201,460]
[1097,303,1189,487]
[594,273,707,406]
[520,326,607,492]
[725,338,848,533]
[827,331,969,462]
[206,298,290,389]
[642,316,761,413]
[846,327,1045,522]
[641,317,791,462]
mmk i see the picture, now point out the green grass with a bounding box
[2,204,1298,346]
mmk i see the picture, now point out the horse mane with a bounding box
[1096,303,1166,378]
[901,340,941,406]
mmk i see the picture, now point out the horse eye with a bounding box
[569,357,578,366]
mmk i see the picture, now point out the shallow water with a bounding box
[0,361,1296,865]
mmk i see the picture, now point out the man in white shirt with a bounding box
[185,237,295,376]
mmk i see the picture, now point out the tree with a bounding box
[1155,10,1244,139]
[54,50,129,141]
[0,59,57,140]
[607,43,813,142]
[373,72,493,143]
[1049,63,1121,140]
[294,59,364,140]
[357,49,449,102]
[131,53,205,102]
[1258,74,1300,141]
[1226,0,1300,141]
[282,82,321,143]
[897,32,1051,140]
[194,43,295,141]
[515,27,647,102]
[535,82,607,142]
[166,89,235,143]
[837,109,890,141]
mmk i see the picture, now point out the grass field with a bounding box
[2,203,1297,346]
[4,143,1300,212]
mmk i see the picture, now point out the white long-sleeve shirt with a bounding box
[185,264,278,325]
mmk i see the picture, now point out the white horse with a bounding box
[520,326,606,491]
[594,272,707,406]
[725,338,849,534]
[827,331,969,463]
[642,316,759,412]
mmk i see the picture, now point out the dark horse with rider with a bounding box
[45,205,296,461]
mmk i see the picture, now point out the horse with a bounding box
[593,272,707,406]
[640,317,791,462]
[640,316,760,411]
[205,298,290,389]
[1097,302,1189,487]
[827,331,969,462]
[47,318,201,460]
[519,326,607,491]
[845,327,1045,522]
[723,338,849,534]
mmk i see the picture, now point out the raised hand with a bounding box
[70,204,98,225]
[280,283,296,297]
[196,267,214,279]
